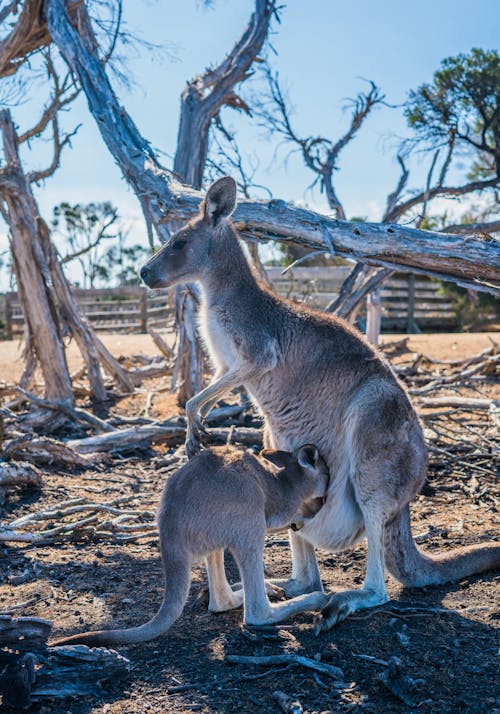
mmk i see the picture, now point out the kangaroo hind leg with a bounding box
[233,532,328,627]
[314,506,388,633]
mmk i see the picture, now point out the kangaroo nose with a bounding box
[139,264,150,283]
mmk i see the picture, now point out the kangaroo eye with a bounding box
[172,239,187,251]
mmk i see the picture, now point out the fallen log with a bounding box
[4,436,108,468]
[0,615,130,710]
[0,462,43,505]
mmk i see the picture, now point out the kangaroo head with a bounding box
[260,444,329,502]
[140,176,237,289]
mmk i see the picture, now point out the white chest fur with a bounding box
[198,301,241,373]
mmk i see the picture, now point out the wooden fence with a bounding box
[0,269,458,340]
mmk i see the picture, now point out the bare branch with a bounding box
[18,49,80,144]
[443,220,500,236]
[385,175,500,223]
[174,0,276,189]
[45,0,500,295]
[0,0,81,79]
[255,70,385,219]
[28,116,81,183]
[383,155,409,220]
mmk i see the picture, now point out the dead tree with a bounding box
[253,60,500,343]
[0,42,133,417]
[43,0,499,311]
[0,109,132,414]
[169,0,275,405]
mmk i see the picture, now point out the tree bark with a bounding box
[0,109,73,409]
[0,109,133,408]
[45,0,500,297]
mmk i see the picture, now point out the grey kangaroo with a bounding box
[52,444,329,646]
[140,176,500,631]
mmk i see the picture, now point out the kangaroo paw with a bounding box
[313,589,388,635]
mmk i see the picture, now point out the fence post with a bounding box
[406,274,419,333]
[5,293,13,341]
[140,287,148,333]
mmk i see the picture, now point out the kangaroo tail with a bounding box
[385,506,500,587]
[51,552,191,647]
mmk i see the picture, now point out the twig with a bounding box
[225,653,344,680]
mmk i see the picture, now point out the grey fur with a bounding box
[52,445,329,646]
[139,176,500,631]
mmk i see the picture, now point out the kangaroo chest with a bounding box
[199,305,241,372]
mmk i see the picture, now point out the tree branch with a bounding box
[443,220,500,236]
[28,116,80,183]
[385,176,500,223]
[45,0,500,296]
[173,0,275,189]
[0,0,81,78]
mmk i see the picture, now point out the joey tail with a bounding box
[51,552,191,647]
[385,505,500,587]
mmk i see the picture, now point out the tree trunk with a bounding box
[0,109,133,411]
[0,110,73,410]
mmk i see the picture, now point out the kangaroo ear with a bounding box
[296,444,319,470]
[203,176,237,226]
[259,449,292,469]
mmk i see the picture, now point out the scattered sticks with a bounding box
[0,496,157,545]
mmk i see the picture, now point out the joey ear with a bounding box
[296,444,319,470]
[259,448,292,469]
[203,176,237,226]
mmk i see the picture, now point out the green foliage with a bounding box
[52,202,147,288]
[405,48,500,177]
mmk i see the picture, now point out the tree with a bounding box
[0,15,133,416]
[250,49,500,342]
[42,0,498,293]
[52,201,119,288]
[169,0,276,406]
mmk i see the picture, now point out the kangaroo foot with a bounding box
[208,587,244,613]
[269,576,323,598]
[313,588,388,634]
[185,411,210,459]
[232,580,285,600]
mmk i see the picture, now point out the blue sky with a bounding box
[1,0,499,286]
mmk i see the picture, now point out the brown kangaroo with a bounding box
[52,444,329,647]
[139,176,500,631]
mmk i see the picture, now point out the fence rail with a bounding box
[0,269,458,340]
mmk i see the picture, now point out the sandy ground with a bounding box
[0,330,498,713]
[0,332,498,384]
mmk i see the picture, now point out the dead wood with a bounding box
[273,690,304,714]
[15,387,116,432]
[148,327,174,360]
[3,435,108,468]
[0,496,156,545]
[225,653,344,680]
[418,396,497,411]
[0,614,130,709]
[45,0,500,310]
[0,462,43,505]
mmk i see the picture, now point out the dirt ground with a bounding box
[1,332,499,713]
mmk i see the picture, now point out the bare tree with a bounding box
[42,0,498,297]
[252,53,500,342]
[0,27,133,419]
[169,0,276,405]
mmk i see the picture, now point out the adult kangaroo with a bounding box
[140,176,500,630]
